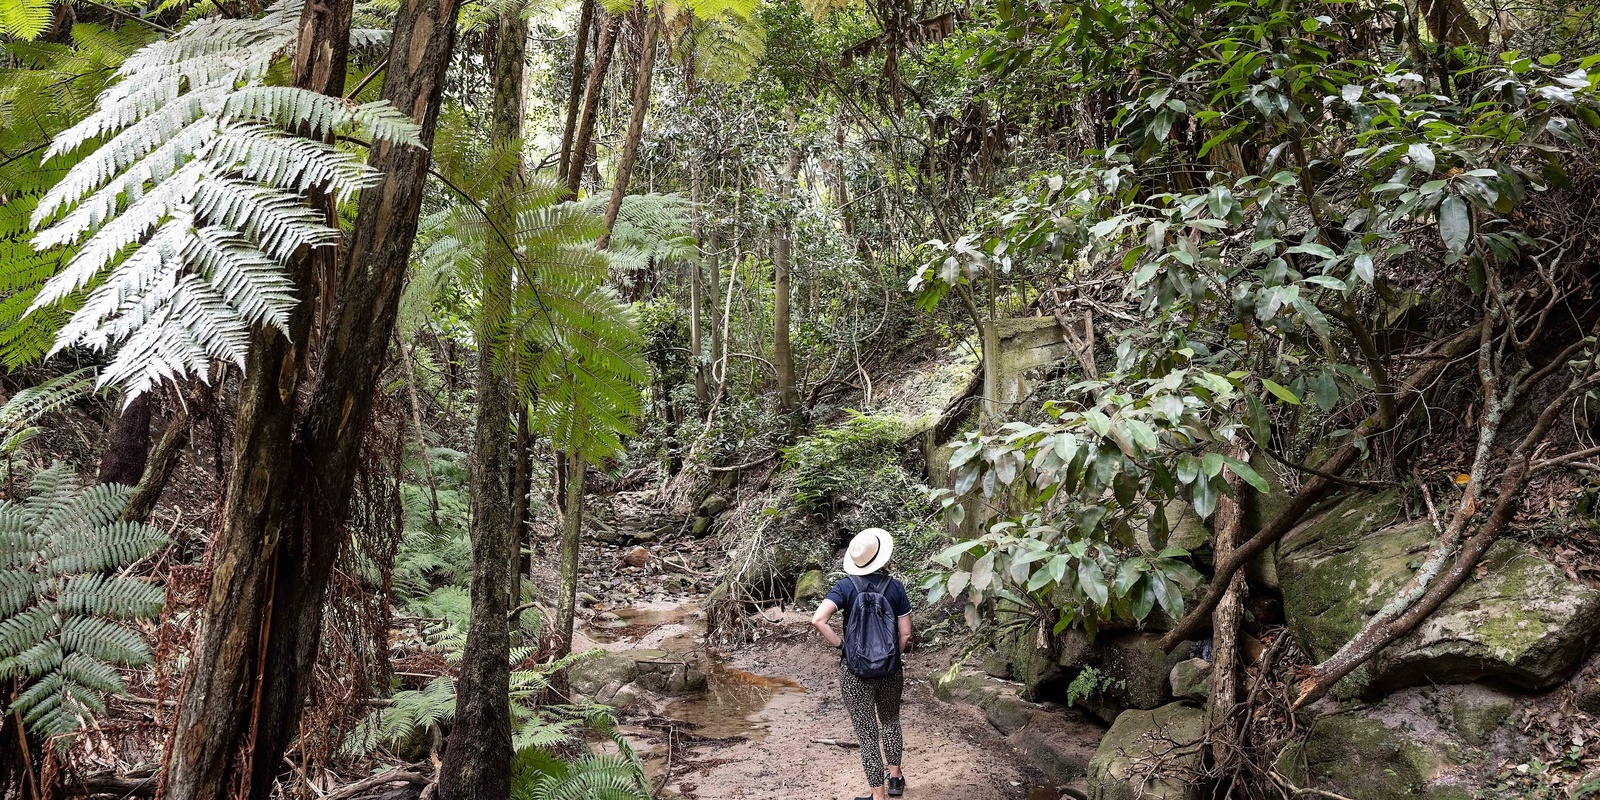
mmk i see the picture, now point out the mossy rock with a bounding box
[1086,703,1208,800]
[568,650,643,696]
[1159,499,1210,554]
[1167,658,1210,704]
[1275,713,1469,800]
[794,569,829,603]
[1277,491,1600,695]
[1090,633,1190,720]
[1447,685,1516,746]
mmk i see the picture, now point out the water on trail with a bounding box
[581,599,1086,799]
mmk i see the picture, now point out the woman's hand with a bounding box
[811,599,843,648]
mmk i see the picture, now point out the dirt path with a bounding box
[580,604,1065,800]
[564,493,1095,799]
[661,638,1053,799]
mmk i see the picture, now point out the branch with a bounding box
[1290,332,1598,707]
[321,768,430,800]
[1158,322,1484,652]
[707,451,779,473]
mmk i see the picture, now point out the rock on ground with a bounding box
[1167,658,1210,704]
[794,569,828,603]
[1273,707,1472,800]
[1277,490,1600,695]
[1086,702,1207,800]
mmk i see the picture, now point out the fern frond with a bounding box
[0,0,53,40]
[0,368,95,445]
[61,616,153,667]
[25,0,416,399]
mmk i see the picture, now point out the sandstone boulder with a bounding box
[1086,703,1207,800]
[1277,491,1600,696]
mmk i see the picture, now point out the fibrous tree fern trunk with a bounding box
[438,10,526,800]
[97,392,151,485]
[162,0,353,795]
[597,10,660,251]
[164,0,464,794]
[252,0,463,791]
[565,11,620,196]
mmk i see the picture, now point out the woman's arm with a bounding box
[897,614,913,653]
[811,599,842,648]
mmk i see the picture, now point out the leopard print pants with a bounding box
[839,661,904,788]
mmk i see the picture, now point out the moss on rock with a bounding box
[1087,703,1208,800]
[1275,710,1478,800]
[1277,492,1600,695]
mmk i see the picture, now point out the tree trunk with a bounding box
[98,392,151,486]
[565,11,620,196]
[596,10,659,250]
[438,11,525,799]
[706,220,723,403]
[553,450,586,657]
[1208,454,1246,767]
[557,0,593,183]
[513,407,532,581]
[160,0,353,795]
[773,143,799,411]
[689,162,707,404]
[120,409,190,525]
[248,0,463,788]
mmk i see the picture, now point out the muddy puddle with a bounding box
[583,600,705,654]
[660,663,804,740]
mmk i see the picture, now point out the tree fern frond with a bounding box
[0,368,95,445]
[24,0,419,399]
[58,574,164,619]
[60,616,153,667]
[0,0,53,40]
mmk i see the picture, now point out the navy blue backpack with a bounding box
[842,575,901,678]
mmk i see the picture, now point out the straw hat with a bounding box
[843,527,894,576]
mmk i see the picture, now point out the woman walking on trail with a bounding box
[811,527,913,800]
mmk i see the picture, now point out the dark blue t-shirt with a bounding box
[825,574,912,625]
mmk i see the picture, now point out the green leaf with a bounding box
[1261,379,1301,405]
[1438,194,1471,253]
[1408,143,1436,173]
[1078,558,1109,607]
[970,553,996,592]
[1221,456,1271,493]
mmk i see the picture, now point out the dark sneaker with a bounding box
[887,776,906,797]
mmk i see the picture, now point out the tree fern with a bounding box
[0,463,168,744]
[414,149,650,462]
[0,0,52,40]
[687,11,766,85]
[0,23,156,369]
[0,367,96,454]
[27,0,422,399]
